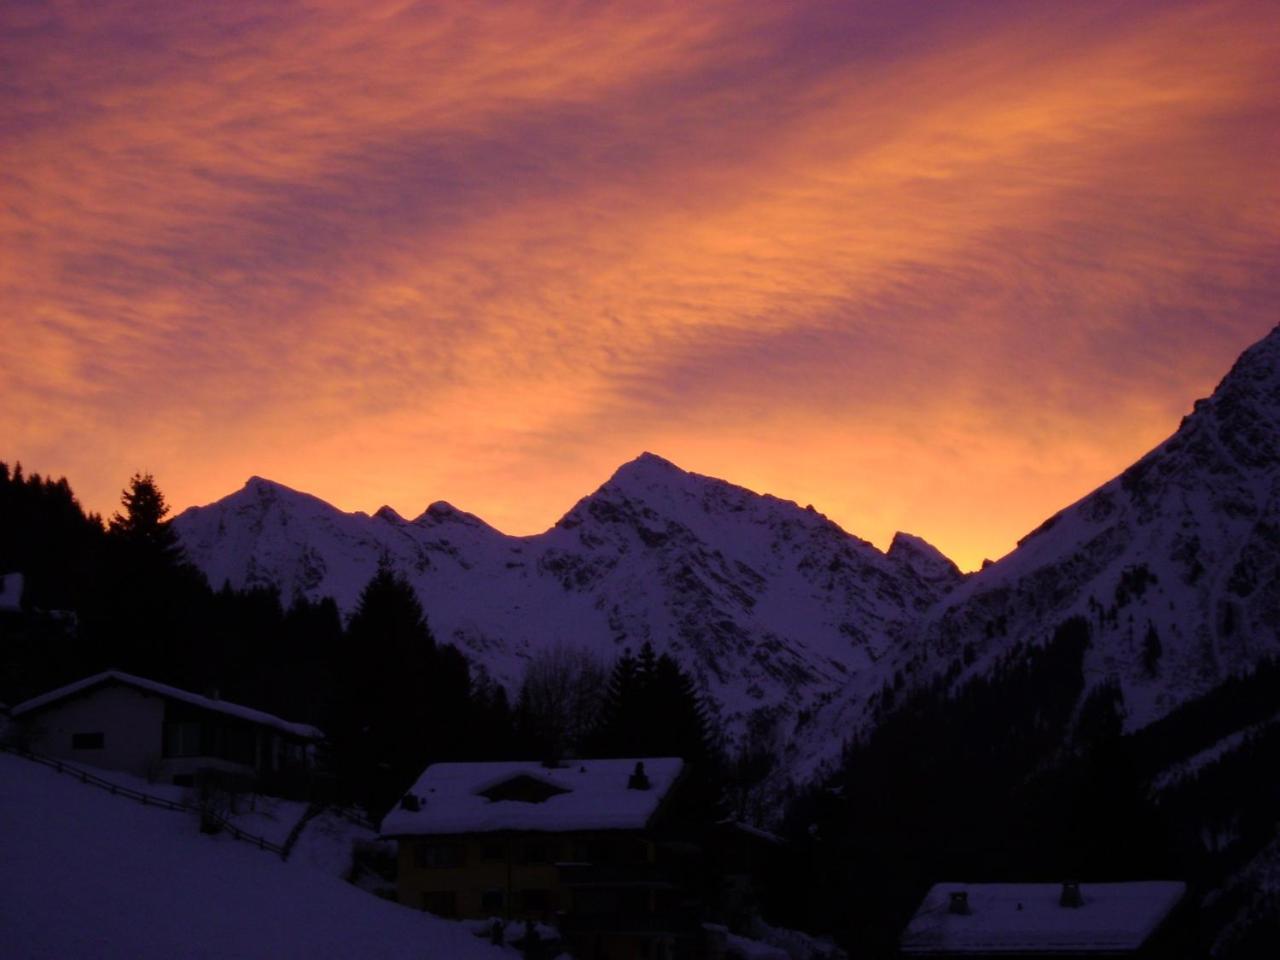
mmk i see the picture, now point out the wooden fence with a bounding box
[0,740,289,858]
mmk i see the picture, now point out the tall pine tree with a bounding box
[92,471,209,683]
[591,642,716,762]
[331,566,474,815]
[107,472,184,564]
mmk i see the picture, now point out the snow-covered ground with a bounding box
[0,751,513,959]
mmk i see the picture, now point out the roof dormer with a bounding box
[477,773,571,804]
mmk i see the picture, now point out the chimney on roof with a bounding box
[627,761,651,790]
[1060,881,1083,908]
[948,891,970,915]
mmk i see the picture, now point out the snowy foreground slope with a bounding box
[0,751,509,960]
[176,324,1280,771]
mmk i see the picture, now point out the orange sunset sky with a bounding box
[3,0,1278,571]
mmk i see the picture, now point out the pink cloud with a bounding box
[3,0,1277,569]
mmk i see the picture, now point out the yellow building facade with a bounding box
[396,830,659,922]
[382,758,695,959]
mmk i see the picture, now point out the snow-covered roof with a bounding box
[380,757,684,836]
[900,881,1186,955]
[9,670,324,740]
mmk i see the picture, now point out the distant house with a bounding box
[899,881,1188,958]
[381,757,701,959]
[9,670,324,791]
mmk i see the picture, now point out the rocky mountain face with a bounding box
[175,324,1280,778]
[176,453,962,775]
[912,323,1280,729]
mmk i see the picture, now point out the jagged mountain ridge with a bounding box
[910,323,1280,730]
[175,324,1280,775]
[176,453,962,773]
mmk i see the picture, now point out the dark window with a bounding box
[226,725,256,765]
[522,889,551,913]
[162,712,257,766]
[172,774,194,787]
[421,891,457,917]
[415,842,466,868]
[578,887,647,917]
[481,889,505,913]
[618,889,649,915]
[482,842,506,861]
[573,888,618,916]
[622,837,650,863]
[163,722,202,758]
[71,732,104,750]
[523,841,548,864]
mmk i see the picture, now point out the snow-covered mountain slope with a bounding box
[175,324,1280,773]
[176,454,960,771]
[912,323,1280,728]
[0,750,510,959]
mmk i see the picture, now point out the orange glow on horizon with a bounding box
[3,0,1278,572]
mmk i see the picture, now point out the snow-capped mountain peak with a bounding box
[373,505,405,524]
[176,452,959,776]
[887,532,965,589]
[412,501,495,530]
[173,325,1280,776]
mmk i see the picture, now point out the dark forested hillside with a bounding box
[774,619,1280,957]
[0,464,513,816]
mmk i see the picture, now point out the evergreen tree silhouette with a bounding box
[331,565,476,815]
[91,471,209,683]
[651,651,715,763]
[0,460,105,615]
[591,647,642,755]
[107,472,185,565]
[590,642,718,770]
